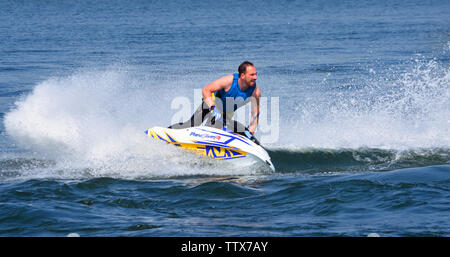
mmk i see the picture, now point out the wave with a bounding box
[267,147,450,174]
[1,146,448,182]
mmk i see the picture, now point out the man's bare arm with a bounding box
[201,74,233,108]
[248,86,261,134]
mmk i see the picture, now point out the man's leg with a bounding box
[225,119,261,145]
[168,101,210,129]
[226,119,247,134]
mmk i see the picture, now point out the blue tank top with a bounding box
[214,73,256,115]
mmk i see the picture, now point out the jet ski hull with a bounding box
[145,126,275,171]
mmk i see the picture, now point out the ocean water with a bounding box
[0,0,449,236]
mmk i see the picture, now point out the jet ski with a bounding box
[145,125,275,172]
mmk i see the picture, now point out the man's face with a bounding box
[241,66,257,86]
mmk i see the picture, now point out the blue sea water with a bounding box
[0,0,449,236]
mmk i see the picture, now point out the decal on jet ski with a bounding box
[189,132,221,140]
[146,129,246,160]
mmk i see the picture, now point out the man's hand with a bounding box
[247,124,256,135]
[209,106,222,123]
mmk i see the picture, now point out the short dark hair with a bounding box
[238,61,254,76]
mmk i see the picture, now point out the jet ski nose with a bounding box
[266,160,275,172]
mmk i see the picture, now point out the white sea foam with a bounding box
[276,57,450,150]
[3,66,260,179]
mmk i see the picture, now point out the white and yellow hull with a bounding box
[145,126,275,171]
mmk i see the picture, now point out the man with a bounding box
[169,61,261,140]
